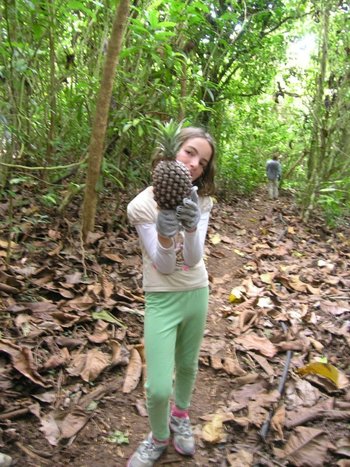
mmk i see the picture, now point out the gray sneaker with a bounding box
[127,433,167,467]
[169,415,195,456]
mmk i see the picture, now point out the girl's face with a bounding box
[176,137,212,182]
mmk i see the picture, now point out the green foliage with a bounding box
[100,159,124,189]
[41,192,58,207]
[1,0,349,224]
[216,91,301,196]
[317,180,350,227]
[104,430,129,445]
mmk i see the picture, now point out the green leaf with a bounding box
[157,21,177,29]
[105,430,129,445]
[66,1,96,17]
[91,310,126,327]
[32,24,44,40]
[154,31,176,40]
[148,10,159,30]
[86,400,98,411]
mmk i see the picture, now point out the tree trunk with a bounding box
[302,1,330,222]
[81,0,130,240]
[178,59,187,121]
[283,150,308,180]
[46,0,57,168]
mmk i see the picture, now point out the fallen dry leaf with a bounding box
[201,413,227,443]
[227,449,253,466]
[271,404,285,439]
[0,339,50,388]
[274,426,335,466]
[122,347,142,393]
[234,333,277,358]
[67,348,110,382]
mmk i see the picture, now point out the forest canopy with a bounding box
[0,0,349,227]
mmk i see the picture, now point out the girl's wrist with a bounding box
[158,234,174,248]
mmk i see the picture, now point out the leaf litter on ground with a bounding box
[0,188,349,466]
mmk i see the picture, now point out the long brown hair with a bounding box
[152,126,216,196]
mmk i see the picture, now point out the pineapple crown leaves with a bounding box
[153,119,184,160]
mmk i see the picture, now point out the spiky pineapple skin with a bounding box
[153,160,192,210]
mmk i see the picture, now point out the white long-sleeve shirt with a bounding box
[127,186,213,292]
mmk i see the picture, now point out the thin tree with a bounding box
[46,0,57,169]
[81,0,130,240]
[302,0,330,222]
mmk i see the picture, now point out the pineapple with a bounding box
[152,120,192,210]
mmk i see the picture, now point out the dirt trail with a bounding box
[1,189,349,467]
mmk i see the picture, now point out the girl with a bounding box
[127,126,216,467]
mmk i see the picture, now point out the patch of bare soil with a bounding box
[0,188,349,467]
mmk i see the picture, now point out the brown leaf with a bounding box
[285,379,322,410]
[110,339,129,366]
[135,399,148,417]
[100,275,114,299]
[67,348,110,382]
[337,460,350,467]
[122,348,142,393]
[233,380,269,404]
[281,274,307,292]
[40,407,91,445]
[211,355,223,370]
[101,252,124,263]
[59,409,90,440]
[285,400,350,430]
[0,282,20,294]
[0,339,50,387]
[51,311,84,327]
[241,277,264,297]
[234,333,277,357]
[227,450,253,467]
[248,352,275,376]
[239,309,260,332]
[88,320,110,344]
[335,437,350,458]
[55,336,84,349]
[234,373,260,386]
[223,297,257,318]
[247,390,280,427]
[273,426,335,466]
[64,272,83,284]
[320,300,350,316]
[222,356,246,376]
[221,235,234,244]
[42,348,70,370]
[60,294,95,312]
[271,405,285,439]
[40,412,61,446]
[276,338,310,353]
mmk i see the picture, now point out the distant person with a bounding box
[266,154,282,200]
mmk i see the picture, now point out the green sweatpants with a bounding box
[144,287,209,441]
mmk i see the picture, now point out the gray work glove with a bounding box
[176,186,201,231]
[156,210,180,238]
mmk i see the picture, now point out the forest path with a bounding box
[1,188,349,467]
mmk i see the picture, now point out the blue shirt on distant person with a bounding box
[266,156,282,180]
[266,155,282,200]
